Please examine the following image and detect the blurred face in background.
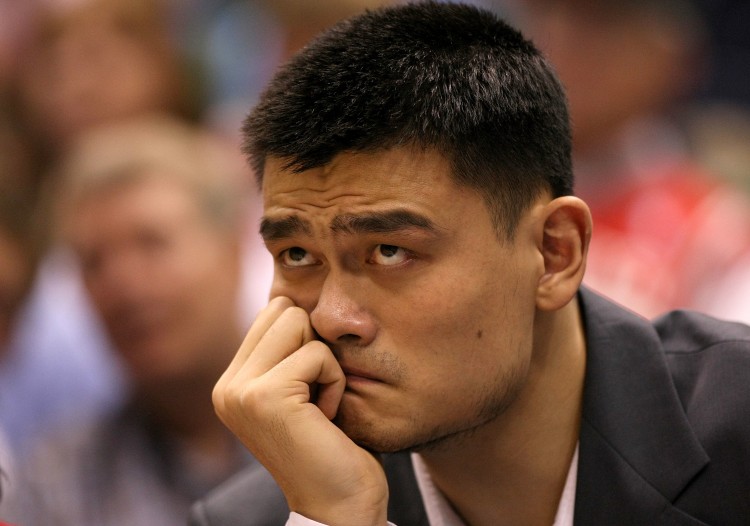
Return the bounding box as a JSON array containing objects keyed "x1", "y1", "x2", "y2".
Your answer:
[
  {"x1": 18, "y1": 0, "x2": 184, "y2": 151},
  {"x1": 66, "y1": 175, "x2": 242, "y2": 390}
]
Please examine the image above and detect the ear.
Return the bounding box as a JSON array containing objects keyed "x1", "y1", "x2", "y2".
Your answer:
[{"x1": 535, "y1": 196, "x2": 592, "y2": 311}]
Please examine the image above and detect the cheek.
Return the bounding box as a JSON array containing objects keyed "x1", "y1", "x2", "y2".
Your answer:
[
  {"x1": 381, "y1": 284, "x2": 482, "y2": 386},
  {"x1": 394, "y1": 265, "x2": 536, "y2": 382}
]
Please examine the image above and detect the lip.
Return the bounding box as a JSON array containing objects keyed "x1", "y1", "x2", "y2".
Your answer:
[{"x1": 340, "y1": 365, "x2": 383, "y2": 384}]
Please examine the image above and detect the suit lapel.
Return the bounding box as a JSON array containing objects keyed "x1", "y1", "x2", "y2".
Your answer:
[{"x1": 574, "y1": 289, "x2": 709, "y2": 525}]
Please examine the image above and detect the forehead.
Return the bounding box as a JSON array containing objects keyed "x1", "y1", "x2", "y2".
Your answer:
[{"x1": 262, "y1": 147, "x2": 463, "y2": 218}]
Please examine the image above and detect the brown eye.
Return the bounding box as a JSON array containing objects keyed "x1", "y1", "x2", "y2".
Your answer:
[
  {"x1": 370, "y1": 244, "x2": 407, "y2": 266},
  {"x1": 280, "y1": 247, "x2": 317, "y2": 267}
]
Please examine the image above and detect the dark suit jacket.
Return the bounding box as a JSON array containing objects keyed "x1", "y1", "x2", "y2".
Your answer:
[{"x1": 190, "y1": 288, "x2": 750, "y2": 525}]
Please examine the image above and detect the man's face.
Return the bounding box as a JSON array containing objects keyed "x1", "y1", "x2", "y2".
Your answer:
[
  {"x1": 262, "y1": 147, "x2": 547, "y2": 452},
  {"x1": 68, "y1": 176, "x2": 240, "y2": 387}
]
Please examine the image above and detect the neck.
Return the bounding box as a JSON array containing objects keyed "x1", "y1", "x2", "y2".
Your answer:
[{"x1": 419, "y1": 299, "x2": 586, "y2": 526}]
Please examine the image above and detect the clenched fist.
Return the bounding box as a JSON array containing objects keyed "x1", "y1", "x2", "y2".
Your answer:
[{"x1": 212, "y1": 296, "x2": 389, "y2": 526}]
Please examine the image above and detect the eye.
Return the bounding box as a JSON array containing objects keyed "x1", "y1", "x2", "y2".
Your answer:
[
  {"x1": 280, "y1": 246, "x2": 318, "y2": 267},
  {"x1": 369, "y1": 244, "x2": 408, "y2": 266}
]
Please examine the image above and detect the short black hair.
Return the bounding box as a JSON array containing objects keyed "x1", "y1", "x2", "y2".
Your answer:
[{"x1": 243, "y1": 1, "x2": 573, "y2": 239}]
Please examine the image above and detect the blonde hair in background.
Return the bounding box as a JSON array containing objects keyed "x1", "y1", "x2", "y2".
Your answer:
[{"x1": 51, "y1": 113, "x2": 252, "y2": 240}]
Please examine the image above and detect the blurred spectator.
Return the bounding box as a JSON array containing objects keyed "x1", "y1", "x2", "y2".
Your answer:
[
  {"x1": 9, "y1": 115, "x2": 262, "y2": 525},
  {"x1": 13, "y1": 0, "x2": 198, "y2": 168},
  {"x1": 2, "y1": 0, "x2": 205, "y2": 463},
  {"x1": 1, "y1": 0, "x2": 283, "y2": 462},
  {"x1": 519, "y1": 0, "x2": 750, "y2": 318},
  {"x1": 0, "y1": 117, "x2": 123, "y2": 458}
]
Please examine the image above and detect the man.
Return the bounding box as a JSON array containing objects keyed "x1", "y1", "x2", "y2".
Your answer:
[
  {"x1": 193, "y1": 3, "x2": 750, "y2": 525},
  {"x1": 11, "y1": 115, "x2": 263, "y2": 526}
]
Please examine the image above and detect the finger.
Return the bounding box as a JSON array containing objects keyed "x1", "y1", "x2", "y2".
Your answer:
[
  {"x1": 266, "y1": 340, "x2": 346, "y2": 420},
  {"x1": 217, "y1": 339, "x2": 344, "y2": 442},
  {"x1": 222, "y1": 296, "x2": 296, "y2": 380},
  {"x1": 215, "y1": 297, "x2": 297, "y2": 413},
  {"x1": 241, "y1": 305, "x2": 317, "y2": 377}
]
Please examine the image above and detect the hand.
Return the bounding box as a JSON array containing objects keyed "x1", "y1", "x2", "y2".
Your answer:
[{"x1": 213, "y1": 296, "x2": 389, "y2": 526}]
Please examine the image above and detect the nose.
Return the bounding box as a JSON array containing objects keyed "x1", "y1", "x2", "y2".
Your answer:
[{"x1": 309, "y1": 271, "x2": 377, "y2": 347}]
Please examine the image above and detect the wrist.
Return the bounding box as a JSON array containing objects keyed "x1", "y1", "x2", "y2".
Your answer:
[
  {"x1": 288, "y1": 490, "x2": 388, "y2": 526},
  {"x1": 288, "y1": 511, "x2": 390, "y2": 526}
]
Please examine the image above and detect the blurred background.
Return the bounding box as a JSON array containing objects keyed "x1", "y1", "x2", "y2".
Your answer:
[{"x1": 1, "y1": 0, "x2": 749, "y2": 523}]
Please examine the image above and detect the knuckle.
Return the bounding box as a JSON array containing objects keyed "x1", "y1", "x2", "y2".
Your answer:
[
  {"x1": 211, "y1": 380, "x2": 227, "y2": 412},
  {"x1": 282, "y1": 305, "x2": 309, "y2": 324},
  {"x1": 268, "y1": 295, "x2": 295, "y2": 311},
  {"x1": 223, "y1": 379, "x2": 274, "y2": 418},
  {"x1": 304, "y1": 339, "x2": 331, "y2": 356}
]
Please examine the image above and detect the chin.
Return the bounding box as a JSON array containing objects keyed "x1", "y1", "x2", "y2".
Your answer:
[
  {"x1": 335, "y1": 399, "x2": 507, "y2": 455},
  {"x1": 333, "y1": 405, "x2": 447, "y2": 454},
  {"x1": 334, "y1": 407, "x2": 410, "y2": 453}
]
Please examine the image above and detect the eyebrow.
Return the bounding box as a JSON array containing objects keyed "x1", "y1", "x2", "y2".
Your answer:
[
  {"x1": 330, "y1": 210, "x2": 436, "y2": 235},
  {"x1": 260, "y1": 209, "x2": 437, "y2": 241},
  {"x1": 259, "y1": 215, "x2": 312, "y2": 241}
]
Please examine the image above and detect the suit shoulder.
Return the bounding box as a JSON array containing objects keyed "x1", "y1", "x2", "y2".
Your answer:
[
  {"x1": 655, "y1": 310, "x2": 750, "y2": 451},
  {"x1": 654, "y1": 310, "x2": 750, "y2": 407},
  {"x1": 654, "y1": 309, "x2": 750, "y2": 355},
  {"x1": 189, "y1": 463, "x2": 289, "y2": 526}
]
